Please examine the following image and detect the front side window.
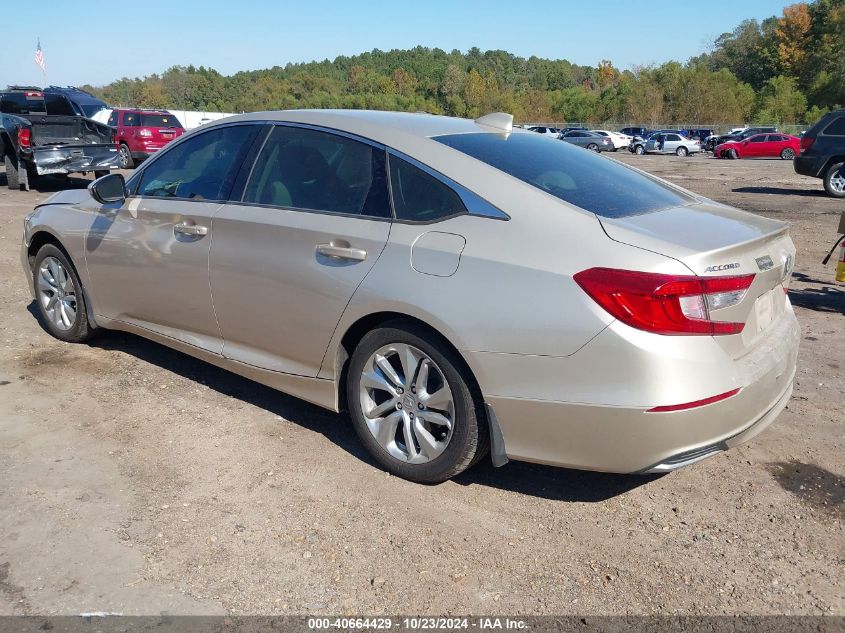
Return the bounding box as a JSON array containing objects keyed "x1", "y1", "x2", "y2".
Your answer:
[
  {"x1": 434, "y1": 132, "x2": 692, "y2": 218},
  {"x1": 137, "y1": 125, "x2": 256, "y2": 201},
  {"x1": 243, "y1": 125, "x2": 390, "y2": 218},
  {"x1": 749, "y1": 135, "x2": 766, "y2": 143},
  {"x1": 389, "y1": 154, "x2": 467, "y2": 222},
  {"x1": 107, "y1": 111, "x2": 118, "y2": 127}
]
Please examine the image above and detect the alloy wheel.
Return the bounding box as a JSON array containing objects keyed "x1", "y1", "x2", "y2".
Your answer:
[
  {"x1": 830, "y1": 169, "x2": 845, "y2": 194},
  {"x1": 37, "y1": 256, "x2": 77, "y2": 331},
  {"x1": 119, "y1": 145, "x2": 132, "y2": 168},
  {"x1": 359, "y1": 343, "x2": 454, "y2": 464}
]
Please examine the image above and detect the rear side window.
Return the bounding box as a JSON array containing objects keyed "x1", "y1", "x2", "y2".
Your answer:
[
  {"x1": 435, "y1": 132, "x2": 691, "y2": 218},
  {"x1": 823, "y1": 116, "x2": 845, "y2": 136},
  {"x1": 140, "y1": 114, "x2": 183, "y2": 128},
  {"x1": 122, "y1": 112, "x2": 138, "y2": 127},
  {"x1": 44, "y1": 94, "x2": 75, "y2": 116},
  {"x1": 389, "y1": 154, "x2": 467, "y2": 222},
  {"x1": 243, "y1": 125, "x2": 390, "y2": 218},
  {"x1": 138, "y1": 124, "x2": 257, "y2": 201}
]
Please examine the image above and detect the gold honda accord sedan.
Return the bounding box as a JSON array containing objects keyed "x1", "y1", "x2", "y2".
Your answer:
[{"x1": 21, "y1": 110, "x2": 799, "y2": 483}]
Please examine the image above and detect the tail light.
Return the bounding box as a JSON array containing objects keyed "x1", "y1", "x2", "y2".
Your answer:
[
  {"x1": 574, "y1": 268, "x2": 756, "y2": 335},
  {"x1": 800, "y1": 136, "x2": 815, "y2": 152},
  {"x1": 139, "y1": 129, "x2": 152, "y2": 137},
  {"x1": 18, "y1": 128, "x2": 31, "y2": 149}
]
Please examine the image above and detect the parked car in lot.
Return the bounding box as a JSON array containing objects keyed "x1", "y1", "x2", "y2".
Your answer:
[
  {"x1": 793, "y1": 109, "x2": 845, "y2": 198},
  {"x1": 619, "y1": 126, "x2": 649, "y2": 139},
  {"x1": 591, "y1": 129, "x2": 631, "y2": 150},
  {"x1": 107, "y1": 108, "x2": 186, "y2": 168},
  {"x1": 0, "y1": 86, "x2": 119, "y2": 190},
  {"x1": 642, "y1": 132, "x2": 700, "y2": 156},
  {"x1": 526, "y1": 126, "x2": 560, "y2": 137},
  {"x1": 560, "y1": 129, "x2": 613, "y2": 151},
  {"x1": 21, "y1": 110, "x2": 799, "y2": 483},
  {"x1": 706, "y1": 127, "x2": 778, "y2": 152},
  {"x1": 683, "y1": 128, "x2": 714, "y2": 143},
  {"x1": 42, "y1": 86, "x2": 109, "y2": 119},
  {"x1": 714, "y1": 133, "x2": 800, "y2": 160}
]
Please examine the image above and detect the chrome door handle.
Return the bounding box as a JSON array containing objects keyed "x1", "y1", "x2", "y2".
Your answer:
[
  {"x1": 316, "y1": 243, "x2": 367, "y2": 261},
  {"x1": 174, "y1": 222, "x2": 208, "y2": 236}
]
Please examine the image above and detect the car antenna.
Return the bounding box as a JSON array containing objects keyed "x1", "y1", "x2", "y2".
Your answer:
[{"x1": 475, "y1": 112, "x2": 513, "y2": 134}]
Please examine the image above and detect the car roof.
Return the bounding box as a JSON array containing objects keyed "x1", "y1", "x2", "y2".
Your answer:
[{"x1": 204, "y1": 109, "x2": 530, "y2": 147}]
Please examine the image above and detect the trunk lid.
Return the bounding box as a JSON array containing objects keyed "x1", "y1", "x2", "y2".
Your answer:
[{"x1": 599, "y1": 202, "x2": 795, "y2": 357}]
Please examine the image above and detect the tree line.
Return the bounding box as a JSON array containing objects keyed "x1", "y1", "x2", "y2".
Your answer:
[{"x1": 82, "y1": 0, "x2": 844, "y2": 126}]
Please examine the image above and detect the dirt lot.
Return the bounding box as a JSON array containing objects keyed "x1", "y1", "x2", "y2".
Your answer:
[{"x1": 0, "y1": 154, "x2": 842, "y2": 617}]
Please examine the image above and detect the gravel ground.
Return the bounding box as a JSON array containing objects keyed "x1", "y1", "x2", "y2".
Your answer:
[{"x1": 0, "y1": 153, "x2": 842, "y2": 617}]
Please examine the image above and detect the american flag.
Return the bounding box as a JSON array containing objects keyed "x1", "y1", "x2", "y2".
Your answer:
[{"x1": 35, "y1": 40, "x2": 46, "y2": 72}]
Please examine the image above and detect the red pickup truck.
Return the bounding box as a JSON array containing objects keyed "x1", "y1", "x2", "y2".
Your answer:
[{"x1": 107, "y1": 108, "x2": 185, "y2": 168}]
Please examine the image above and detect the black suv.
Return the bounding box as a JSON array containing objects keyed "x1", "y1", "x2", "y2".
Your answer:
[
  {"x1": 41, "y1": 86, "x2": 108, "y2": 119},
  {"x1": 793, "y1": 110, "x2": 845, "y2": 198}
]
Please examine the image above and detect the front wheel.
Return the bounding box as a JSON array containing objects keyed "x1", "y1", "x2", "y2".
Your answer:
[
  {"x1": 586, "y1": 143, "x2": 599, "y2": 152},
  {"x1": 780, "y1": 148, "x2": 795, "y2": 160},
  {"x1": 634, "y1": 145, "x2": 645, "y2": 155},
  {"x1": 32, "y1": 244, "x2": 97, "y2": 343},
  {"x1": 347, "y1": 324, "x2": 487, "y2": 483},
  {"x1": 676, "y1": 146, "x2": 688, "y2": 157},
  {"x1": 823, "y1": 162, "x2": 845, "y2": 198},
  {"x1": 728, "y1": 149, "x2": 739, "y2": 159}
]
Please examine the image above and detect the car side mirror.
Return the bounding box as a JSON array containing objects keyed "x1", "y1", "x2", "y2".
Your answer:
[{"x1": 89, "y1": 173, "x2": 127, "y2": 204}]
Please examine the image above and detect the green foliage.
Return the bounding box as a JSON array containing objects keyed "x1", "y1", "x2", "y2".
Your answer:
[{"x1": 86, "y1": 2, "x2": 840, "y2": 125}]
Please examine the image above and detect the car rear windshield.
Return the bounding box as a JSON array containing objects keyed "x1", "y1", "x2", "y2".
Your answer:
[
  {"x1": 433, "y1": 132, "x2": 692, "y2": 217},
  {"x1": 0, "y1": 92, "x2": 46, "y2": 115},
  {"x1": 140, "y1": 114, "x2": 183, "y2": 128}
]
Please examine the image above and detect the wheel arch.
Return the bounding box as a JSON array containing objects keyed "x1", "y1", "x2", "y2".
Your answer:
[
  {"x1": 27, "y1": 230, "x2": 99, "y2": 328},
  {"x1": 334, "y1": 310, "x2": 485, "y2": 412},
  {"x1": 821, "y1": 155, "x2": 845, "y2": 175}
]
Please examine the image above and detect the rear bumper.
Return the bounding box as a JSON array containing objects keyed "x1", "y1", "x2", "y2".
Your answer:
[
  {"x1": 793, "y1": 155, "x2": 822, "y2": 178},
  {"x1": 31, "y1": 145, "x2": 120, "y2": 175},
  {"x1": 471, "y1": 307, "x2": 800, "y2": 474}
]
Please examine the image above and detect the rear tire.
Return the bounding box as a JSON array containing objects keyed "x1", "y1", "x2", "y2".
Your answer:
[
  {"x1": 4, "y1": 154, "x2": 20, "y2": 190},
  {"x1": 676, "y1": 146, "x2": 688, "y2": 156},
  {"x1": 32, "y1": 244, "x2": 97, "y2": 343},
  {"x1": 823, "y1": 162, "x2": 845, "y2": 198},
  {"x1": 118, "y1": 144, "x2": 134, "y2": 169},
  {"x1": 347, "y1": 323, "x2": 487, "y2": 484},
  {"x1": 780, "y1": 148, "x2": 795, "y2": 160}
]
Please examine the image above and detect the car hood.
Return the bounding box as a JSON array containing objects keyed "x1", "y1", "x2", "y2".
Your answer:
[{"x1": 35, "y1": 188, "x2": 92, "y2": 209}]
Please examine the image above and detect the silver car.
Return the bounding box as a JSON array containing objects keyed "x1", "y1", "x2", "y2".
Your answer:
[
  {"x1": 21, "y1": 110, "x2": 799, "y2": 483},
  {"x1": 560, "y1": 130, "x2": 613, "y2": 151},
  {"x1": 643, "y1": 132, "x2": 701, "y2": 156}
]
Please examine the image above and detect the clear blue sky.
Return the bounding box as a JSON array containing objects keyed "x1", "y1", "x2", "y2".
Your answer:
[{"x1": 2, "y1": 0, "x2": 791, "y2": 88}]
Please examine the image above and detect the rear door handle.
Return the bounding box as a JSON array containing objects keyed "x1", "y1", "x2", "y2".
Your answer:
[
  {"x1": 316, "y1": 242, "x2": 367, "y2": 261},
  {"x1": 174, "y1": 222, "x2": 208, "y2": 236}
]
